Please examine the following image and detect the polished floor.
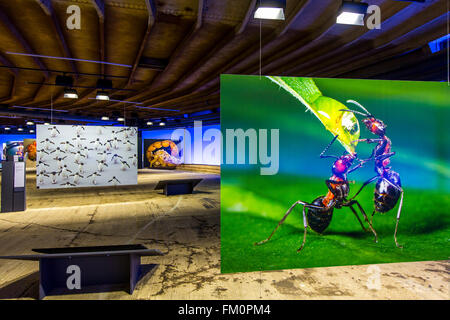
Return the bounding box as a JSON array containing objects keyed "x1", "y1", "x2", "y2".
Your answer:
[{"x1": 0, "y1": 169, "x2": 447, "y2": 299}]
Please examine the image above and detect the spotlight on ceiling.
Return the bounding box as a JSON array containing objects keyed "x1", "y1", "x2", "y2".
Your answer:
[
  {"x1": 147, "y1": 121, "x2": 153, "y2": 126},
  {"x1": 44, "y1": 122, "x2": 50, "y2": 125},
  {"x1": 336, "y1": 1, "x2": 369, "y2": 26},
  {"x1": 30, "y1": 129, "x2": 35, "y2": 133},
  {"x1": 26, "y1": 121, "x2": 34, "y2": 125},
  {"x1": 117, "y1": 117, "x2": 125, "y2": 122},
  {"x1": 5, "y1": 127, "x2": 10, "y2": 131},
  {"x1": 17, "y1": 127, "x2": 23, "y2": 132},
  {"x1": 101, "y1": 116, "x2": 110, "y2": 121},
  {"x1": 96, "y1": 90, "x2": 110, "y2": 101},
  {"x1": 64, "y1": 88, "x2": 78, "y2": 99},
  {"x1": 254, "y1": 0, "x2": 286, "y2": 20}
]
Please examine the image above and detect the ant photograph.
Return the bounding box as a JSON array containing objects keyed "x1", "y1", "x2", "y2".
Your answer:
[{"x1": 220, "y1": 74, "x2": 449, "y2": 273}]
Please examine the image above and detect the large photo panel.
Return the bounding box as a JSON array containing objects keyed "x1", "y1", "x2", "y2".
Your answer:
[
  {"x1": 36, "y1": 124, "x2": 138, "y2": 189},
  {"x1": 220, "y1": 75, "x2": 450, "y2": 273}
]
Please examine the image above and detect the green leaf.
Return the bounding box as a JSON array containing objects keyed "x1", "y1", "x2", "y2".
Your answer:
[{"x1": 267, "y1": 76, "x2": 360, "y2": 153}]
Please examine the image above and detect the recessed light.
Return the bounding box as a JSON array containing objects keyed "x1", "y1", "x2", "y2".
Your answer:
[
  {"x1": 30, "y1": 129, "x2": 35, "y2": 133},
  {"x1": 147, "y1": 121, "x2": 153, "y2": 126},
  {"x1": 336, "y1": 1, "x2": 369, "y2": 26},
  {"x1": 96, "y1": 90, "x2": 110, "y2": 101},
  {"x1": 26, "y1": 121, "x2": 34, "y2": 125},
  {"x1": 254, "y1": 0, "x2": 286, "y2": 20},
  {"x1": 18, "y1": 128, "x2": 23, "y2": 131},
  {"x1": 64, "y1": 88, "x2": 78, "y2": 99},
  {"x1": 44, "y1": 122, "x2": 50, "y2": 125},
  {"x1": 159, "y1": 122, "x2": 165, "y2": 126},
  {"x1": 101, "y1": 116, "x2": 110, "y2": 120},
  {"x1": 117, "y1": 117, "x2": 125, "y2": 122},
  {"x1": 5, "y1": 127, "x2": 10, "y2": 130}
]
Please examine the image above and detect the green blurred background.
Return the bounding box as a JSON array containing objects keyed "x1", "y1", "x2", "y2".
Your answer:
[{"x1": 220, "y1": 74, "x2": 450, "y2": 273}]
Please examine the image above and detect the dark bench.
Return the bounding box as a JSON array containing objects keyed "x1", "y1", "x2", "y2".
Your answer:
[
  {"x1": 0, "y1": 244, "x2": 164, "y2": 299},
  {"x1": 154, "y1": 178, "x2": 203, "y2": 196}
]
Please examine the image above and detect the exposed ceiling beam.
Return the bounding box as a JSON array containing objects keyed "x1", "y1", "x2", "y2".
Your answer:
[
  {"x1": 276, "y1": 0, "x2": 312, "y2": 37},
  {"x1": 170, "y1": 0, "x2": 316, "y2": 95},
  {"x1": 265, "y1": 0, "x2": 411, "y2": 75},
  {"x1": 91, "y1": 0, "x2": 105, "y2": 75},
  {"x1": 35, "y1": 0, "x2": 78, "y2": 75},
  {"x1": 196, "y1": 0, "x2": 206, "y2": 30},
  {"x1": 138, "y1": 0, "x2": 207, "y2": 93},
  {"x1": 236, "y1": 0, "x2": 257, "y2": 35},
  {"x1": 313, "y1": 10, "x2": 448, "y2": 77},
  {"x1": 0, "y1": 9, "x2": 50, "y2": 78},
  {"x1": 126, "y1": 0, "x2": 157, "y2": 87},
  {"x1": 0, "y1": 53, "x2": 18, "y2": 76}
]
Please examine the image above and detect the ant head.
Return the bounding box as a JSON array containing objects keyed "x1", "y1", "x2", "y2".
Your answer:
[
  {"x1": 363, "y1": 117, "x2": 386, "y2": 136},
  {"x1": 332, "y1": 153, "x2": 356, "y2": 176},
  {"x1": 341, "y1": 100, "x2": 386, "y2": 136}
]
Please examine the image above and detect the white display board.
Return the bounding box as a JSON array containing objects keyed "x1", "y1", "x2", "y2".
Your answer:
[{"x1": 36, "y1": 124, "x2": 138, "y2": 189}]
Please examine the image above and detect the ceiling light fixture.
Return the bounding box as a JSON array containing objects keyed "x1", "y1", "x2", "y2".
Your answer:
[
  {"x1": 26, "y1": 121, "x2": 34, "y2": 125},
  {"x1": 147, "y1": 121, "x2": 153, "y2": 126},
  {"x1": 254, "y1": 0, "x2": 286, "y2": 20},
  {"x1": 117, "y1": 117, "x2": 125, "y2": 122},
  {"x1": 18, "y1": 128, "x2": 23, "y2": 131},
  {"x1": 44, "y1": 122, "x2": 50, "y2": 125},
  {"x1": 30, "y1": 129, "x2": 35, "y2": 133},
  {"x1": 96, "y1": 90, "x2": 110, "y2": 101},
  {"x1": 5, "y1": 127, "x2": 10, "y2": 130},
  {"x1": 336, "y1": 1, "x2": 369, "y2": 26},
  {"x1": 101, "y1": 116, "x2": 110, "y2": 121},
  {"x1": 64, "y1": 88, "x2": 78, "y2": 99}
]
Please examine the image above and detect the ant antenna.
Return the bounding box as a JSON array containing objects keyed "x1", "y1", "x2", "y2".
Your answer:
[
  {"x1": 319, "y1": 134, "x2": 339, "y2": 159},
  {"x1": 339, "y1": 109, "x2": 369, "y2": 117},
  {"x1": 346, "y1": 100, "x2": 372, "y2": 116}
]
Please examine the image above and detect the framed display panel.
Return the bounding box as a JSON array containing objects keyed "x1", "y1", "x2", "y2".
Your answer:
[
  {"x1": 36, "y1": 125, "x2": 138, "y2": 189},
  {"x1": 220, "y1": 75, "x2": 450, "y2": 273}
]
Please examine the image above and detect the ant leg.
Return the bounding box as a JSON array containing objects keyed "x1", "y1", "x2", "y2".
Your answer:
[
  {"x1": 346, "y1": 203, "x2": 368, "y2": 232},
  {"x1": 349, "y1": 175, "x2": 379, "y2": 201},
  {"x1": 375, "y1": 152, "x2": 395, "y2": 162},
  {"x1": 352, "y1": 138, "x2": 384, "y2": 144},
  {"x1": 254, "y1": 200, "x2": 319, "y2": 246},
  {"x1": 370, "y1": 210, "x2": 375, "y2": 225},
  {"x1": 297, "y1": 205, "x2": 308, "y2": 253},
  {"x1": 394, "y1": 190, "x2": 404, "y2": 249},
  {"x1": 350, "y1": 200, "x2": 378, "y2": 243}
]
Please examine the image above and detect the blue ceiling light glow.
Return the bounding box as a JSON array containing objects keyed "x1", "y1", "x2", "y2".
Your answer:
[
  {"x1": 428, "y1": 34, "x2": 450, "y2": 54},
  {"x1": 12, "y1": 105, "x2": 70, "y2": 112},
  {"x1": 133, "y1": 106, "x2": 179, "y2": 112},
  {"x1": 6, "y1": 52, "x2": 132, "y2": 68}
]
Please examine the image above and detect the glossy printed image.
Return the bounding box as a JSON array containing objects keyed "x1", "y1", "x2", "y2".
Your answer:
[{"x1": 220, "y1": 75, "x2": 450, "y2": 273}]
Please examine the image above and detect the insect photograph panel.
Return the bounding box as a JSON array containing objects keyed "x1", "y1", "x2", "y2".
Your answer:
[{"x1": 220, "y1": 75, "x2": 450, "y2": 273}]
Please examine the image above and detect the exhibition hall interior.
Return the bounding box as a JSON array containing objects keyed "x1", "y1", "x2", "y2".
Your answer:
[{"x1": 0, "y1": 0, "x2": 448, "y2": 300}]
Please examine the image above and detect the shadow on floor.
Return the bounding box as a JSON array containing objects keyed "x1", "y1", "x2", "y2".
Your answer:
[
  {"x1": 0, "y1": 264, "x2": 159, "y2": 300},
  {"x1": 0, "y1": 271, "x2": 40, "y2": 299}
]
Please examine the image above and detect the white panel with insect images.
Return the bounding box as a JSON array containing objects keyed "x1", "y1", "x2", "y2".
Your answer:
[{"x1": 36, "y1": 124, "x2": 138, "y2": 189}]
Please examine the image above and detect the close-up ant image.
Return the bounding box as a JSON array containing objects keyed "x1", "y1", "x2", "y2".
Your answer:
[{"x1": 221, "y1": 75, "x2": 449, "y2": 274}]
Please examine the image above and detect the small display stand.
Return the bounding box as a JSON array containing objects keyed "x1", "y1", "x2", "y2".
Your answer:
[
  {"x1": 154, "y1": 179, "x2": 203, "y2": 196},
  {"x1": 0, "y1": 244, "x2": 164, "y2": 299},
  {"x1": 1, "y1": 155, "x2": 26, "y2": 213}
]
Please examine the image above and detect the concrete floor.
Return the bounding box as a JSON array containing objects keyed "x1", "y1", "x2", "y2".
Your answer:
[{"x1": 0, "y1": 169, "x2": 448, "y2": 300}]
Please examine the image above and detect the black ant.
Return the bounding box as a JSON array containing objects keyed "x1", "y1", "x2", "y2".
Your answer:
[
  {"x1": 342, "y1": 100, "x2": 404, "y2": 248},
  {"x1": 255, "y1": 135, "x2": 377, "y2": 252}
]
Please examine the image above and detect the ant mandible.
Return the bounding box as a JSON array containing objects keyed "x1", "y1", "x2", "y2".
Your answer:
[
  {"x1": 255, "y1": 134, "x2": 377, "y2": 253},
  {"x1": 342, "y1": 100, "x2": 404, "y2": 248}
]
